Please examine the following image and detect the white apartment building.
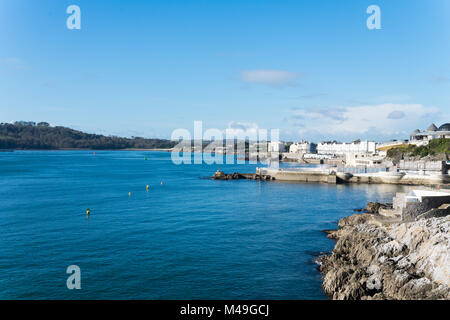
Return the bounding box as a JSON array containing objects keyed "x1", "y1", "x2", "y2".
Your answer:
[
  {"x1": 289, "y1": 141, "x2": 317, "y2": 154},
  {"x1": 345, "y1": 153, "x2": 384, "y2": 167},
  {"x1": 410, "y1": 123, "x2": 450, "y2": 145},
  {"x1": 317, "y1": 140, "x2": 377, "y2": 155}
]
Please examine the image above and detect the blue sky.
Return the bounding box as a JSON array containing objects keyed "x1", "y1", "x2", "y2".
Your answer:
[{"x1": 1, "y1": 0, "x2": 449, "y2": 142}]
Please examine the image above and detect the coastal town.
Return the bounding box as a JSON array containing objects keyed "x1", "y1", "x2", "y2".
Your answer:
[
  {"x1": 277, "y1": 122, "x2": 450, "y2": 172},
  {"x1": 209, "y1": 122, "x2": 450, "y2": 187},
  {"x1": 212, "y1": 123, "x2": 450, "y2": 300}
]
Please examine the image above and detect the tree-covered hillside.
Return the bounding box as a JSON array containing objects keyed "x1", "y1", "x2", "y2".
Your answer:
[{"x1": 0, "y1": 122, "x2": 176, "y2": 150}]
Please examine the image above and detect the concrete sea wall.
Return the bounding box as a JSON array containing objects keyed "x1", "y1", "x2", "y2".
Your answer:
[
  {"x1": 265, "y1": 170, "x2": 336, "y2": 184},
  {"x1": 402, "y1": 195, "x2": 450, "y2": 220},
  {"x1": 260, "y1": 168, "x2": 450, "y2": 186}
]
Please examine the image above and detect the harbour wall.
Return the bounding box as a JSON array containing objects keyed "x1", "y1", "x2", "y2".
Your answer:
[
  {"x1": 257, "y1": 168, "x2": 450, "y2": 186},
  {"x1": 270, "y1": 170, "x2": 336, "y2": 183},
  {"x1": 344, "y1": 173, "x2": 450, "y2": 186}
]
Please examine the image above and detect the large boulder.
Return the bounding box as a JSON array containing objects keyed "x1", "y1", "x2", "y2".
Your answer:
[{"x1": 365, "y1": 202, "x2": 388, "y2": 214}]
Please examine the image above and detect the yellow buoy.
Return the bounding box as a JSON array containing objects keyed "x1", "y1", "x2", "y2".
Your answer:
[
  {"x1": 86, "y1": 208, "x2": 90, "y2": 215},
  {"x1": 146, "y1": 185, "x2": 149, "y2": 191},
  {"x1": 129, "y1": 192, "x2": 131, "y2": 197}
]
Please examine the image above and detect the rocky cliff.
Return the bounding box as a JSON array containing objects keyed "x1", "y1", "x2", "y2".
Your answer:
[{"x1": 318, "y1": 213, "x2": 449, "y2": 300}]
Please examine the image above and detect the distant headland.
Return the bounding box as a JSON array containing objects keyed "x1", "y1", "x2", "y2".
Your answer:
[{"x1": 0, "y1": 121, "x2": 176, "y2": 150}]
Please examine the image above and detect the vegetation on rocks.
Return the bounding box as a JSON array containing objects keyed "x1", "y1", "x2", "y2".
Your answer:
[{"x1": 387, "y1": 138, "x2": 450, "y2": 160}]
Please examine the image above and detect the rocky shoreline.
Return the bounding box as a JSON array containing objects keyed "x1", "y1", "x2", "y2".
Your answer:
[
  {"x1": 318, "y1": 206, "x2": 449, "y2": 300},
  {"x1": 206, "y1": 170, "x2": 273, "y2": 181}
]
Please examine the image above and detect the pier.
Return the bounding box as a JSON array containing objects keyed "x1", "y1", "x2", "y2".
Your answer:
[
  {"x1": 257, "y1": 168, "x2": 337, "y2": 184},
  {"x1": 209, "y1": 168, "x2": 450, "y2": 186},
  {"x1": 261, "y1": 167, "x2": 450, "y2": 186}
]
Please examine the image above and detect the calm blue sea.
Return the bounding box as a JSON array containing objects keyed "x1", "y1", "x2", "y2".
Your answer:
[{"x1": 0, "y1": 151, "x2": 407, "y2": 299}]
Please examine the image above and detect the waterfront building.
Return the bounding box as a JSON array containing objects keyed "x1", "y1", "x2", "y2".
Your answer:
[
  {"x1": 268, "y1": 141, "x2": 286, "y2": 153},
  {"x1": 289, "y1": 140, "x2": 317, "y2": 154},
  {"x1": 398, "y1": 160, "x2": 448, "y2": 174},
  {"x1": 410, "y1": 123, "x2": 450, "y2": 145},
  {"x1": 249, "y1": 141, "x2": 268, "y2": 152},
  {"x1": 303, "y1": 153, "x2": 334, "y2": 160},
  {"x1": 317, "y1": 140, "x2": 377, "y2": 156},
  {"x1": 376, "y1": 140, "x2": 409, "y2": 156},
  {"x1": 345, "y1": 153, "x2": 384, "y2": 167},
  {"x1": 212, "y1": 146, "x2": 232, "y2": 154}
]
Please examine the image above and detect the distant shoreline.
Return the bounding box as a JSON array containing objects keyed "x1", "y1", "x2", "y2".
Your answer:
[
  {"x1": 0, "y1": 123, "x2": 176, "y2": 150},
  {"x1": 2, "y1": 148, "x2": 173, "y2": 152}
]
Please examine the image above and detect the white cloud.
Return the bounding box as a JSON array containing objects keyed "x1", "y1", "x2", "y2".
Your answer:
[
  {"x1": 291, "y1": 103, "x2": 443, "y2": 141},
  {"x1": 4, "y1": 57, "x2": 25, "y2": 70},
  {"x1": 224, "y1": 121, "x2": 260, "y2": 139},
  {"x1": 241, "y1": 70, "x2": 301, "y2": 87}
]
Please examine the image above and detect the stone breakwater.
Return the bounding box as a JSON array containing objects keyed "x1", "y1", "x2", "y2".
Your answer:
[{"x1": 318, "y1": 213, "x2": 449, "y2": 300}]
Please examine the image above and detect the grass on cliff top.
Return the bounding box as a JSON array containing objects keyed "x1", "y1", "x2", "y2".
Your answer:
[{"x1": 387, "y1": 138, "x2": 450, "y2": 159}]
